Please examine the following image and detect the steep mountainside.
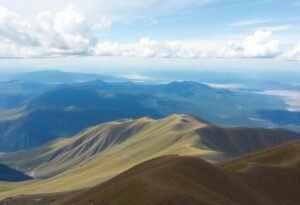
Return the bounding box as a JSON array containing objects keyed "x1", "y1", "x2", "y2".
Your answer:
[{"x1": 0, "y1": 114, "x2": 299, "y2": 200}]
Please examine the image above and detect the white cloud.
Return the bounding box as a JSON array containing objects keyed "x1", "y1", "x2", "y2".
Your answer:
[
  {"x1": 120, "y1": 74, "x2": 156, "y2": 82},
  {"x1": 253, "y1": 25, "x2": 294, "y2": 32},
  {"x1": 93, "y1": 18, "x2": 112, "y2": 31},
  {"x1": 221, "y1": 31, "x2": 280, "y2": 58},
  {"x1": 0, "y1": 5, "x2": 100, "y2": 57},
  {"x1": 93, "y1": 38, "x2": 206, "y2": 59},
  {"x1": 282, "y1": 43, "x2": 300, "y2": 61},
  {"x1": 0, "y1": 6, "x2": 293, "y2": 62},
  {"x1": 0, "y1": 6, "x2": 39, "y2": 47},
  {"x1": 232, "y1": 18, "x2": 270, "y2": 26}
]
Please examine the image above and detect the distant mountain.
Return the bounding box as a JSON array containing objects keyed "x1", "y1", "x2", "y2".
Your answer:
[
  {"x1": 0, "y1": 80, "x2": 288, "y2": 152},
  {"x1": 258, "y1": 110, "x2": 300, "y2": 126},
  {"x1": 58, "y1": 141, "x2": 300, "y2": 205},
  {"x1": 0, "y1": 164, "x2": 32, "y2": 182},
  {"x1": 0, "y1": 81, "x2": 60, "y2": 109},
  {"x1": 0, "y1": 88, "x2": 162, "y2": 152},
  {"x1": 6, "y1": 70, "x2": 121, "y2": 84},
  {"x1": 1, "y1": 114, "x2": 299, "y2": 182}
]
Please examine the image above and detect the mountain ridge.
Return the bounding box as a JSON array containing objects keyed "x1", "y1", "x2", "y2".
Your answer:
[
  {"x1": 0, "y1": 114, "x2": 299, "y2": 200},
  {"x1": 59, "y1": 141, "x2": 300, "y2": 205}
]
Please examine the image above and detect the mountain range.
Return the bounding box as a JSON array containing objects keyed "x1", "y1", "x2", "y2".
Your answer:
[
  {"x1": 0, "y1": 72, "x2": 289, "y2": 152},
  {"x1": 0, "y1": 114, "x2": 299, "y2": 200}
]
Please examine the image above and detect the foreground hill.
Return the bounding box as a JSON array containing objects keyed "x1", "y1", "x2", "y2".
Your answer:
[
  {"x1": 0, "y1": 114, "x2": 299, "y2": 200},
  {"x1": 57, "y1": 141, "x2": 300, "y2": 205},
  {"x1": 220, "y1": 140, "x2": 300, "y2": 171},
  {"x1": 0, "y1": 164, "x2": 32, "y2": 182}
]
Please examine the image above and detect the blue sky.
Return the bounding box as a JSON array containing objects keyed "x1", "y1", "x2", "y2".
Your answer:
[{"x1": 0, "y1": 0, "x2": 300, "y2": 72}]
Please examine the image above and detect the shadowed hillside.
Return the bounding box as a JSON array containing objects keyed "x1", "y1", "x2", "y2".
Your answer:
[
  {"x1": 1, "y1": 141, "x2": 299, "y2": 205},
  {"x1": 219, "y1": 140, "x2": 300, "y2": 171},
  {"x1": 0, "y1": 164, "x2": 32, "y2": 182},
  {"x1": 59, "y1": 142, "x2": 300, "y2": 205}
]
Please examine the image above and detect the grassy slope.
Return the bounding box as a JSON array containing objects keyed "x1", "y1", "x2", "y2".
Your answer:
[
  {"x1": 1, "y1": 142, "x2": 300, "y2": 205},
  {"x1": 59, "y1": 141, "x2": 300, "y2": 205},
  {"x1": 0, "y1": 114, "x2": 220, "y2": 199},
  {"x1": 58, "y1": 141, "x2": 300, "y2": 205},
  {"x1": 0, "y1": 115, "x2": 299, "y2": 200},
  {"x1": 0, "y1": 114, "x2": 219, "y2": 178},
  {"x1": 220, "y1": 140, "x2": 300, "y2": 171}
]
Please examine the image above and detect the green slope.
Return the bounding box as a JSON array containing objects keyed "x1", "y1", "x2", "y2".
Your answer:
[{"x1": 0, "y1": 114, "x2": 299, "y2": 200}]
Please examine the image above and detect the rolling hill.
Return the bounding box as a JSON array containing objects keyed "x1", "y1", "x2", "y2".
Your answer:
[{"x1": 0, "y1": 114, "x2": 299, "y2": 200}]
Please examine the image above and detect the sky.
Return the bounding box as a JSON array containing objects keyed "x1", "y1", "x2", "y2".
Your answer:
[{"x1": 0, "y1": 0, "x2": 300, "y2": 72}]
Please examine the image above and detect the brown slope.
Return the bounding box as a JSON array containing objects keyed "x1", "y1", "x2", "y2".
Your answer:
[
  {"x1": 58, "y1": 145, "x2": 300, "y2": 205},
  {"x1": 58, "y1": 155, "x2": 268, "y2": 205},
  {"x1": 197, "y1": 126, "x2": 300, "y2": 158},
  {"x1": 220, "y1": 140, "x2": 300, "y2": 170},
  {"x1": 2, "y1": 141, "x2": 300, "y2": 205}
]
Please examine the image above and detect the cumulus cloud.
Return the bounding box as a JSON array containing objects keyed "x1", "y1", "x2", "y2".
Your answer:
[
  {"x1": 92, "y1": 18, "x2": 112, "y2": 31},
  {"x1": 221, "y1": 31, "x2": 280, "y2": 58},
  {"x1": 93, "y1": 38, "x2": 206, "y2": 59},
  {"x1": 282, "y1": 43, "x2": 300, "y2": 61},
  {"x1": 0, "y1": 6, "x2": 294, "y2": 61},
  {"x1": 232, "y1": 18, "x2": 270, "y2": 26},
  {"x1": 0, "y1": 5, "x2": 99, "y2": 57}
]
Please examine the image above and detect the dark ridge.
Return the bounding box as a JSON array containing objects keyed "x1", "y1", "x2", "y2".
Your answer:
[{"x1": 59, "y1": 142, "x2": 300, "y2": 205}]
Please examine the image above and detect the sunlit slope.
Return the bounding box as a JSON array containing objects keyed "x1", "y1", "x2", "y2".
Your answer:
[
  {"x1": 0, "y1": 114, "x2": 299, "y2": 200},
  {"x1": 0, "y1": 117, "x2": 155, "y2": 178}
]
